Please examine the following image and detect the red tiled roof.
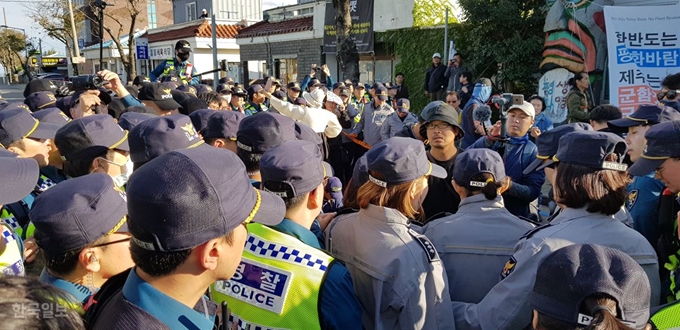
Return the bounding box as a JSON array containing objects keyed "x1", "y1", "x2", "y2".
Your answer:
[
  {"x1": 145, "y1": 20, "x2": 242, "y2": 43},
  {"x1": 236, "y1": 16, "x2": 313, "y2": 39}
]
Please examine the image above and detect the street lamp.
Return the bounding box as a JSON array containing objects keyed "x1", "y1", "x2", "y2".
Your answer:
[{"x1": 0, "y1": 25, "x2": 29, "y2": 81}]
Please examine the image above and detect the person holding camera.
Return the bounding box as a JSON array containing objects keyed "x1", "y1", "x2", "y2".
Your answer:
[
  {"x1": 445, "y1": 53, "x2": 469, "y2": 93},
  {"x1": 149, "y1": 40, "x2": 199, "y2": 86},
  {"x1": 469, "y1": 100, "x2": 545, "y2": 219}
]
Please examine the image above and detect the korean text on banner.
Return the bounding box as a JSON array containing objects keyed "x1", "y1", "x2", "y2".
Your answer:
[{"x1": 603, "y1": 5, "x2": 680, "y2": 115}]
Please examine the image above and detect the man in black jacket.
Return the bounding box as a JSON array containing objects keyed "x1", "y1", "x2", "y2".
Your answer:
[{"x1": 424, "y1": 53, "x2": 447, "y2": 102}]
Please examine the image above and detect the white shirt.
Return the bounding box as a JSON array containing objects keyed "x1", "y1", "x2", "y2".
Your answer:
[{"x1": 269, "y1": 96, "x2": 342, "y2": 138}]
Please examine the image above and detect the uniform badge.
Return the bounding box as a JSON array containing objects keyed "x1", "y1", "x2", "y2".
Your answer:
[
  {"x1": 501, "y1": 256, "x2": 517, "y2": 279},
  {"x1": 409, "y1": 229, "x2": 439, "y2": 263},
  {"x1": 180, "y1": 123, "x2": 198, "y2": 141},
  {"x1": 627, "y1": 190, "x2": 639, "y2": 209}
]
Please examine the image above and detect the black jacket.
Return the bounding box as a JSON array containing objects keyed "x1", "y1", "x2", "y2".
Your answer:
[{"x1": 424, "y1": 64, "x2": 448, "y2": 93}]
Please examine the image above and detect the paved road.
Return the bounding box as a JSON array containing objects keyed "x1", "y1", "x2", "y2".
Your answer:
[{"x1": 0, "y1": 84, "x2": 27, "y2": 102}]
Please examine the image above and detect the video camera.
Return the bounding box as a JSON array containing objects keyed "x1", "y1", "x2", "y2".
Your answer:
[
  {"x1": 71, "y1": 74, "x2": 105, "y2": 91},
  {"x1": 491, "y1": 93, "x2": 525, "y2": 140}
]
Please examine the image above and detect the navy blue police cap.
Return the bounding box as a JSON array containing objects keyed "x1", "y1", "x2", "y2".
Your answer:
[
  {"x1": 133, "y1": 74, "x2": 151, "y2": 86},
  {"x1": 0, "y1": 108, "x2": 60, "y2": 148},
  {"x1": 126, "y1": 147, "x2": 285, "y2": 252},
  {"x1": 30, "y1": 173, "x2": 128, "y2": 257},
  {"x1": 294, "y1": 121, "x2": 331, "y2": 177},
  {"x1": 236, "y1": 112, "x2": 296, "y2": 155},
  {"x1": 117, "y1": 111, "x2": 154, "y2": 132},
  {"x1": 287, "y1": 82, "x2": 301, "y2": 91},
  {"x1": 129, "y1": 114, "x2": 205, "y2": 163},
  {"x1": 629, "y1": 120, "x2": 680, "y2": 176},
  {"x1": 539, "y1": 131, "x2": 628, "y2": 172},
  {"x1": 332, "y1": 82, "x2": 345, "y2": 90},
  {"x1": 273, "y1": 90, "x2": 287, "y2": 101},
  {"x1": 338, "y1": 87, "x2": 350, "y2": 97},
  {"x1": 138, "y1": 82, "x2": 182, "y2": 111},
  {"x1": 532, "y1": 244, "x2": 650, "y2": 329},
  {"x1": 0, "y1": 102, "x2": 31, "y2": 113},
  {"x1": 216, "y1": 83, "x2": 232, "y2": 94},
  {"x1": 232, "y1": 86, "x2": 247, "y2": 97},
  {"x1": 260, "y1": 140, "x2": 328, "y2": 199},
  {"x1": 247, "y1": 84, "x2": 264, "y2": 96},
  {"x1": 453, "y1": 149, "x2": 506, "y2": 189},
  {"x1": 375, "y1": 86, "x2": 389, "y2": 101},
  {"x1": 31, "y1": 107, "x2": 71, "y2": 127},
  {"x1": 25, "y1": 91, "x2": 57, "y2": 111},
  {"x1": 523, "y1": 123, "x2": 594, "y2": 175},
  {"x1": 351, "y1": 154, "x2": 369, "y2": 189},
  {"x1": 366, "y1": 137, "x2": 447, "y2": 187},
  {"x1": 202, "y1": 110, "x2": 245, "y2": 140},
  {"x1": 396, "y1": 99, "x2": 410, "y2": 113},
  {"x1": 607, "y1": 104, "x2": 680, "y2": 133},
  {"x1": 55, "y1": 114, "x2": 130, "y2": 161},
  {"x1": 188, "y1": 109, "x2": 215, "y2": 133},
  {"x1": 0, "y1": 151, "x2": 39, "y2": 205},
  {"x1": 23, "y1": 79, "x2": 58, "y2": 98}
]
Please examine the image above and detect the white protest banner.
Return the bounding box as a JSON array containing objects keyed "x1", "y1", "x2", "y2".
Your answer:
[{"x1": 603, "y1": 5, "x2": 680, "y2": 115}]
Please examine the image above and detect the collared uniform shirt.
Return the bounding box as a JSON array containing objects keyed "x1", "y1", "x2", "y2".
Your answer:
[
  {"x1": 451, "y1": 207, "x2": 661, "y2": 330},
  {"x1": 90, "y1": 269, "x2": 218, "y2": 330},
  {"x1": 325, "y1": 204, "x2": 455, "y2": 330},
  {"x1": 423, "y1": 195, "x2": 534, "y2": 303},
  {"x1": 39, "y1": 268, "x2": 95, "y2": 305}
]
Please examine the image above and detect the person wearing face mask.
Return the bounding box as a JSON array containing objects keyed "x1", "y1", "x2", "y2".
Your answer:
[
  {"x1": 30, "y1": 173, "x2": 134, "y2": 308},
  {"x1": 470, "y1": 101, "x2": 545, "y2": 219},
  {"x1": 460, "y1": 78, "x2": 493, "y2": 149},
  {"x1": 230, "y1": 85, "x2": 247, "y2": 113},
  {"x1": 149, "y1": 40, "x2": 199, "y2": 86},
  {"x1": 325, "y1": 137, "x2": 455, "y2": 329},
  {"x1": 54, "y1": 114, "x2": 131, "y2": 188},
  {"x1": 216, "y1": 83, "x2": 232, "y2": 105}
]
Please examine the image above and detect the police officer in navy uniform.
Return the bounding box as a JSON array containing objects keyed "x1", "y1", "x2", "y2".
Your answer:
[
  {"x1": 0, "y1": 149, "x2": 39, "y2": 276},
  {"x1": 423, "y1": 148, "x2": 534, "y2": 303},
  {"x1": 212, "y1": 140, "x2": 361, "y2": 330},
  {"x1": 149, "y1": 40, "x2": 199, "y2": 86},
  {"x1": 30, "y1": 173, "x2": 133, "y2": 307},
  {"x1": 450, "y1": 130, "x2": 661, "y2": 330},
  {"x1": 86, "y1": 147, "x2": 286, "y2": 329},
  {"x1": 325, "y1": 137, "x2": 455, "y2": 329}
]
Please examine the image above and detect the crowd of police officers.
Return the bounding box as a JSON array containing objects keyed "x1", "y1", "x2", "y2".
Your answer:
[{"x1": 0, "y1": 39, "x2": 679, "y2": 330}]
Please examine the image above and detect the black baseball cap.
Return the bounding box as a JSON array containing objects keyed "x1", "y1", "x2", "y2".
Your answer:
[
  {"x1": 23, "y1": 79, "x2": 58, "y2": 98},
  {"x1": 188, "y1": 109, "x2": 214, "y2": 133},
  {"x1": 216, "y1": 83, "x2": 232, "y2": 94},
  {"x1": 247, "y1": 84, "x2": 264, "y2": 96},
  {"x1": 126, "y1": 147, "x2": 286, "y2": 252},
  {"x1": 453, "y1": 149, "x2": 506, "y2": 188},
  {"x1": 261, "y1": 140, "x2": 328, "y2": 199},
  {"x1": 338, "y1": 87, "x2": 350, "y2": 97},
  {"x1": 326, "y1": 177, "x2": 343, "y2": 201},
  {"x1": 396, "y1": 99, "x2": 410, "y2": 112},
  {"x1": 540, "y1": 131, "x2": 628, "y2": 172},
  {"x1": 25, "y1": 91, "x2": 57, "y2": 111},
  {"x1": 129, "y1": 114, "x2": 205, "y2": 163},
  {"x1": 219, "y1": 77, "x2": 235, "y2": 85},
  {"x1": 194, "y1": 84, "x2": 214, "y2": 95},
  {"x1": 287, "y1": 82, "x2": 301, "y2": 92},
  {"x1": 607, "y1": 104, "x2": 680, "y2": 133},
  {"x1": 419, "y1": 101, "x2": 464, "y2": 139},
  {"x1": 55, "y1": 114, "x2": 130, "y2": 161},
  {"x1": 237, "y1": 112, "x2": 297, "y2": 154},
  {"x1": 161, "y1": 80, "x2": 179, "y2": 89},
  {"x1": 351, "y1": 154, "x2": 369, "y2": 189},
  {"x1": 177, "y1": 84, "x2": 197, "y2": 96},
  {"x1": 133, "y1": 74, "x2": 151, "y2": 86},
  {"x1": 203, "y1": 110, "x2": 245, "y2": 140},
  {"x1": 117, "y1": 112, "x2": 154, "y2": 132},
  {"x1": 629, "y1": 120, "x2": 680, "y2": 176},
  {"x1": 531, "y1": 244, "x2": 650, "y2": 329},
  {"x1": 175, "y1": 40, "x2": 192, "y2": 54},
  {"x1": 0, "y1": 152, "x2": 39, "y2": 205},
  {"x1": 0, "y1": 102, "x2": 31, "y2": 113},
  {"x1": 366, "y1": 137, "x2": 447, "y2": 187},
  {"x1": 31, "y1": 173, "x2": 128, "y2": 257},
  {"x1": 523, "y1": 123, "x2": 594, "y2": 175},
  {"x1": 138, "y1": 83, "x2": 182, "y2": 111},
  {"x1": 232, "y1": 86, "x2": 247, "y2": 97},
  {"x1": 31, "y1": 107, "x2": 71, "y2": 127},
  {"x1": 354, "y1": 82, "x2": 366, "y2": 89},
  {"x1": 0, "y1": 108, "x2": 60, "y2": 148},
  {"x1": 332, "y1": 82, "x2": 345, "y2": 90}
]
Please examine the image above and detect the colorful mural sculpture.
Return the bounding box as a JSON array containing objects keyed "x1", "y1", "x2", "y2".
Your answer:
[{"x1": 538, "y1": 0, "x2": 612, "y2": 124}]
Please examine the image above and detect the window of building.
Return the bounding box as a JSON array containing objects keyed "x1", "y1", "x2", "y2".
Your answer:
[
  {"x1": 186, "y1": 2, "x2": 197, "y2": 21},
  {"x1": 147, "y1": 0, "x2": 157, "y2": 29},
  {"x1": 297, "y1": 8, "x2": 313, "y2": 15}
]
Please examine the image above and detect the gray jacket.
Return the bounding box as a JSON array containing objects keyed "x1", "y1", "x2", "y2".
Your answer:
[
  {"x1": 352, "y1": 101, "x2": 394, "y2": 147},
  {"x1": 325, "y1": 205, "x2": 456, "y2": 330},
  {"x1": 451, "y1": 207, "x2": 661, "y2": 330},
  {"x1": 444, "y1": 65, "x2": 470, "y2": 92},
  {"x1": 380, "y1": 112, "x2": 418, "y2": 140},
  {"x1": 423, "y1": 195, "x2": 534, "y2": 304}
]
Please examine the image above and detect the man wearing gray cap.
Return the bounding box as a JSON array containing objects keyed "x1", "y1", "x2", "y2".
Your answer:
[{"x1": 425, "y1": 52, "x2": 447, "y2": 101}]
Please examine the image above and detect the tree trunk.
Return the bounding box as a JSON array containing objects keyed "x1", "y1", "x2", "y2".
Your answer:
[{"x1": 333, "y1": 0, "x2": 359, "y2": 81}]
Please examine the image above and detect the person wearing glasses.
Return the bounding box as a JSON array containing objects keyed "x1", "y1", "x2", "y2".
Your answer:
[
  {"x1": 445, "y1": 91, "x2": 462, "y2": 122},
  {"x1": 419, "y1": 101, "x2": 464, "y2": 221},
  {"x1": 30, "y1": 173, "x2": 133, "y2": 307},
  {"x1": 659, "y1": 72, "x2": 680, "y2": 112},
  {"x1": 87, "y1": 147, "x2": 286, "y2": 329},
  {"x1": 213, "y1": 140, "x2": 361, "y2": 330}
]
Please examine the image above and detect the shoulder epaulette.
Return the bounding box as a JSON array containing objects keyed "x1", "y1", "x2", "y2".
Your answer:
[{"x1": 408, "y1": 228, "x2": 439, "y2": 263}]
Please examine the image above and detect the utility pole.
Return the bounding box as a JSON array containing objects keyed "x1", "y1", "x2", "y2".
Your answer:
[
  {"x1": 67, "y1": 0, "x2": 82, "y2": 75},
  {"x1": 38, "y1": 39, "x2": 43, "y2": 74},
  {"x1": 444, "y1": 7, "x2": 449, "y2": 62},
  {"x1": 211, "y1": 14, "x2": 218, "y2": 89}
]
